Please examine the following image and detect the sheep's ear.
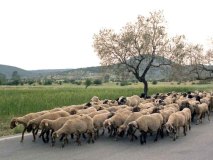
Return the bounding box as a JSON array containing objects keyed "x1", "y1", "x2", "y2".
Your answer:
[
  {"x1": 45, "y1": 122, "x2": 48, "y2": 127},
  {"x1": 15, "y1": 120, "x2": 19, "y2": 126},
  {"x1": 108, "y1": 121, "x2": 111, "y2": 126}
]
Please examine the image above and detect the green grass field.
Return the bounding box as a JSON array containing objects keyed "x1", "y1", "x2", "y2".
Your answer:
[{"x1": 0, "y1": 82, "x2": 213, "y2": 137}]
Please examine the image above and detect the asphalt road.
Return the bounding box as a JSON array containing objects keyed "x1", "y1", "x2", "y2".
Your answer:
[{"x1": 1, "y1": 119, "x2": 213, "y2": 160}]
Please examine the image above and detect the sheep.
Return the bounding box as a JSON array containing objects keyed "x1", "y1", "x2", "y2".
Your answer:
[
  {"x1": 62, "y1": 105, "x2": 86, "y2": 114},
  {"x1": 138, "y1": 102, "x2": 155, "y2": 110},
  {"x1": 127, "y1": 113, "x2": 163, "y2": 144},
  {"x1": 76, "y1": 107, "x2": 97, "y2": 115},
  {"x1": 93, "y1": 112, "x2": 114, "y2": 138},
  {"x1": 117, "y1": 95, "x2": 141, "y2": 107},
  {"x1": 26, "y1": 111, "x2": 70, "y2": 142},
  {"x1": 88, "y1": 110, "x2": 109, "y2": 118},
  {"x1": 194, "y1": 103, "x2": 210, "y2": 124},
  {"x1": 103, "y1": 111, "x2": 130, "y2": 140},
  {"x1": 165, "y1": 112, "x2": 187, "y2": 141},
  {"x1": 10, "y1": 110, "x2": 48, "y2": 142},
  {"x1": 39, "y1": 115, "x2": 81, "y2": 144},
  {"x1": 52, "y1": 115, "x2": 95, "y2": 147},
  {"x1": 117, "y1": 112, "x2": 145, "y2": 141},
  {"x1": 180, "y1": 108, "x2": 191, "y2": 131}
]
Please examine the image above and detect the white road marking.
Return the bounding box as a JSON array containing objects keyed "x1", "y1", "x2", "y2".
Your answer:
[{"x1": 0, "y1": 133, "x2": 31, "y2": 142}]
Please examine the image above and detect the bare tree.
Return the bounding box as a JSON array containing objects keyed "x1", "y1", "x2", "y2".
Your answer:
[{"x1": 93, "y1": 11, "x2": 185, "y2": 96}]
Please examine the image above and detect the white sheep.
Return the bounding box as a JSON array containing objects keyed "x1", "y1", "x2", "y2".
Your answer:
[
  {"x1": 10, "y1": 110, "x2": 48, "y2": 142},
  {"x1": 52, "y1": 115, "x2": 95, "y2": 147},
  {"x1": 26, "y1": 111, "x2": 70, "y2": 142},
  {"x1": 165, "y1": 112, "x2": 187, "y2": 141},
  {"x1": 117, "y1": 95, "x2": 141, "y2": 107},
  {"x1": 127, "y1": 113, "x2": 163, "y2": 144}
]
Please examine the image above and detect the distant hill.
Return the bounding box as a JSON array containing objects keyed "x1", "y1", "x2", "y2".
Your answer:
[
  {"x1": 0, "y1": 62, "x2": 170, "y2": 81},
  {"x1": 0, "y1": 64, "x2": 71, "y2": 79}
]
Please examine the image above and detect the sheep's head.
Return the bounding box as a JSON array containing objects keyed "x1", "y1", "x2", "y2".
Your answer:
[
  {"x1": 132, "y1": 106, "x2": 140, "y2": 112},
  {"x1": 26, "y1": 121, "x2": 37, "y2": 132},
  {"x1": 70, "y1": 109, "x2": 77, "y2": 115},
  {"x1": 118, "y1": 96, "x2": 127, "y2": 105},
  {"x1": 127, "y1": 121, "x2": 138, "y2": 135},
  {"x1": 103, "y1": 99, "x2": 109, "y2": 104},
  {"x1": 10, "y1": 118, "x2": 18, "y2": 129},
  {"x1": 52, "y1": 132, "x2": 59, "y2": 140},
  {"x1": 117, "y1": 125, "x2": 126, "y2": 137},
  {"x1": 165, "y1": 123, "x2": 174, "y2": 133},
  {"x1": 39, "y1": 120, "x2": 49, "y2": 129},
  {"x1": 103, "y1": 119, "x2": 111, "y2": 128}
]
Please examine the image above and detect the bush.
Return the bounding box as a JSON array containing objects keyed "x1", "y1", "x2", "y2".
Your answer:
[
  {"x1": 152, "y1": 80, "x2": 158, "y2": 85},
  {"x1": 93, "y1": 79, "x2": 102, "y2": 85},
  {"x1": 43, "y1": 79, "x2": 52, "y2": 85},
  {"x1": 197, "y1": 80, "x2": 211, "y2": 84},
  {"x1": 84, "y1": 79, "x2": 92, "y2": 88},
  {"x1": 120, "y1": 81, "x2": 130, "y2": 86}
]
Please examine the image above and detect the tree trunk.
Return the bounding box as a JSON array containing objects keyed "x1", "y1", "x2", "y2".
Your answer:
[{"x1": 140, "y1": 78, "x2": 148, "y2": 97}]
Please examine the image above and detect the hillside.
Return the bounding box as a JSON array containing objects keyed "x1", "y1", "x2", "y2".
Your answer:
[
  {"x1": 0, "y1": 64, "x2": 71, "y2": 79},
  {"x1": 0, "y1": 63, "x2": 169, "y2": 81}
]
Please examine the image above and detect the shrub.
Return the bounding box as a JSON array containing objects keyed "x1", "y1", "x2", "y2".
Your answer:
[
  {"x1": 93, "y1": 79, "x2": 102, "y2": 85},
  {"x1": 152, "y1": 80, "x2": 158, "y2": 85}
]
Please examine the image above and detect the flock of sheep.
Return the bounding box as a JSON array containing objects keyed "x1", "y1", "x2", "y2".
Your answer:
[{"x1": 10, "y1": 91, "x2": 213, "y2": 147}]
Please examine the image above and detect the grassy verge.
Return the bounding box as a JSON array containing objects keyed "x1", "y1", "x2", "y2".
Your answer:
[{"x1": 0, "y1": 82, "x2": 212, "y2": 137}]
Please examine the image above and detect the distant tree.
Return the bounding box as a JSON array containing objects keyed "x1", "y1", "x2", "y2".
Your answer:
[
  {"x1": 84, "y1": 79, "x2": 92, "y2": 88},
  {"x1": 93, "y1": 10, "x2": 186, "y2": 96},
  {"x1": 43, "y1": 79, "x2": 52, "y2": 85},
  {"x1": 0, "y1": 73, "x2": 6, "y2": 85},
  {"x1": 184, "y1": 43, "x2": 213, "y2": 80},
  {"x1": 93, "y1": 79, "x2": 102, "y2": 85},
  {"x1": 11, "y1": 71, "x2": 20, "y2": 85},
  {"x1": 104, "y1": 74, "x2": 110, "y2": 83}
]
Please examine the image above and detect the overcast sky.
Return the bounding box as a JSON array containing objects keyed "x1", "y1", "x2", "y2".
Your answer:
[{"x1": 0, "y1": 0, "x2": 213, "y2": 70}]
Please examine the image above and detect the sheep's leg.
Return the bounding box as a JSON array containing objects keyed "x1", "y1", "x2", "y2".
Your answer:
[
  {"x1": 91, "y1": 131, "x2": 95, "y2": 143},
  {"x1": 140, "y1": 132, "x2": 144, "y2": 144},
  {"x1": 207, "y1": 111, "x2": 210, "y2": 122},
  {"x1": 183, "y1": 126, "x2": 186, "y2": 136},
  {"x1": 62, "y1": 135, "x2": 68, "y2": 148},
  {"x1": 20, "y1": 127, "x2": 27, "y2": 143},
  {"x1": 189, "y1": 119, "x2": 191, "y2": 130},
  {"x1": 173, "y1": 128, "x2": 177, "y2": 141},
  {"x1": 160, "y1": 127, "x2": 164, "y2": 138},
  {"x1": 32, "y1": 129, "x2": 36, "y2": 142},
  {"x1": 154, "y1": 129, "x2": 160, "y2": 142},
  {"x1": 196, "y1": 113, "x2": 202, "y2": 125},
  {"x1": 87, "y1": 132, "x2": 91, "y2": 143},
  {"x1": 70, "y1": 133, "x2": 74, "y2": 139},
  {"x1": 143, "y1": 132, "x2": 147, "y2": 144},
  {"x1": 76, "y1": 133, "x2": 81, "y2": 146},
  {"x1": 101, "y1": 128, "x2": 105, "y2": 136},
  {"x1": 45, "y1": 129, "x2": 50, "y2": 143}
]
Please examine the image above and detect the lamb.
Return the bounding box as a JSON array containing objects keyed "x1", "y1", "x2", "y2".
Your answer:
[
  {"x1": 194, "y1": 103, "x2": 210, "y2": 124},
  {"x1": 39, "y1": 115, "x2": 81, "y2": 144},
  {"x1": 26, "y1": 111, "x2": 70, "y2": 142},
  {"x1": 117, "y1": 95, "x2": 141, "y2": 107},
  {"x1": 52, "y1": 115, "x2": 95, "y2": 147},
  {"x1": 165, "y1": 112, "x2": 187, "y2": 141},
  {"x1": 93, "y1": 112, "x2": 114, "y2": 138},
  {"x1": 127, "y1": 113, "x2": 163, "y2": 144},
  {"x1": 10, "y1": 110, "x2": 48, "y2": 142}
]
